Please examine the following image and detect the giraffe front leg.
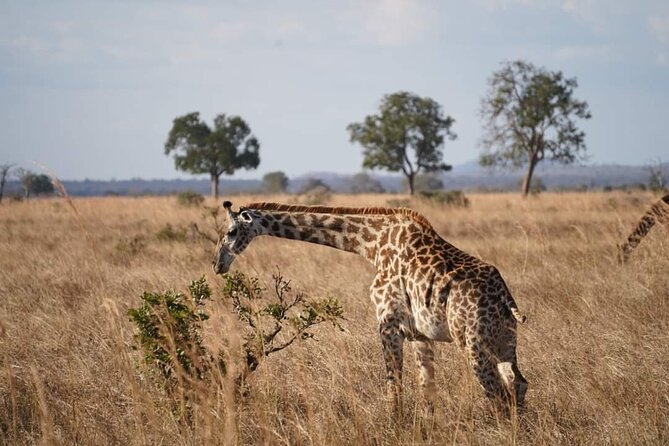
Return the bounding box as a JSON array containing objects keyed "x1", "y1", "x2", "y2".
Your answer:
[
  {"x1": 412, "y1": 340, "x2": 436, "y2": 417},
  {"x1": 379, "y1": 318, "x2": 404, "y2": 417}
]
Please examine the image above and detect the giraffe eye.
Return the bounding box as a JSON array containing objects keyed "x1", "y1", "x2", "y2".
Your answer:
[{"x1": 227, "y1": 228, "x2": 238, "y2": 237}]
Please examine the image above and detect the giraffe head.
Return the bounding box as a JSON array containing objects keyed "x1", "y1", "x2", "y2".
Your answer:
[{"x1": 212, "y1": 201, "x2": 260, "y2": 274}]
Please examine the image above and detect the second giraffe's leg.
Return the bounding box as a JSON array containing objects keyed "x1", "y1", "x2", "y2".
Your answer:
[
  {"x1": 379, "y1": 318, "x2": 404, "y2": 416},
  {"x1": 413, "y1": 340, "x2": 436, "y2": 417}
]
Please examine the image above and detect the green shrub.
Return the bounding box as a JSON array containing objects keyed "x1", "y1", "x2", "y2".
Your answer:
[
  {"x1": 221, "y1": 271, "x2": 344, "y2": 375},
  {"x1": 128, "y1": 276, "x2": 218, "y2": 384},
  {"x1": 176, "y1": 190, "x2": 205, "y2": 207},
  {"x1": 128, "y1": 271, "x2": 345, "y2": 423},
  {"x1": 128, "y1": 276, "x2": 222, "y2": 423}
]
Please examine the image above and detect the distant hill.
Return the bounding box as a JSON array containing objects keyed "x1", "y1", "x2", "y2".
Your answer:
[{"x1": 2, "y1": 161, "x2": 664, "y2": 197}]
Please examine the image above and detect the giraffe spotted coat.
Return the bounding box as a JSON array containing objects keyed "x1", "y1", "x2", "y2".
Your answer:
[
  {"x1": 618, "y1": 194, "x2": 669, "y2": 263},
  {"x1": 214, "y1": 201, "x2": 528, "y2": 415}
]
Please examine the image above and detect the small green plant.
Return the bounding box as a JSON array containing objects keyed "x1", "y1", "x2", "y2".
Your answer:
[
  {"x1": 127, "y1": 277, "x2": 223, "y2": 423},
  {"x1": 176, "y1": 190, "x2": 205, "y2": 207},
  {"x1": 128, "y1": 271, "x2": 345, "y2": 423},
  {"x1": 128, "y1": 276, "x2": 220, "y2": 384},
  {"x1": 221, "y1": 271, "x2": 345, "y2": 376}
]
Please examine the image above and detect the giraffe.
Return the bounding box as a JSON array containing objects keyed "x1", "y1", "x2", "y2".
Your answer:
[
  {"x1": 618, "y1": 194, "x2": 669, "y2": 263},
  {"x1": 213, "y1": 201, "x2": 528, "y2": 416}
]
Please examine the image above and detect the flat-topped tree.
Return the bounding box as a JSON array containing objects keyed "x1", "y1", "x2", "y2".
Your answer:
[{"x1": 165, "y1": 112, "x2": 260, "y2": 198}]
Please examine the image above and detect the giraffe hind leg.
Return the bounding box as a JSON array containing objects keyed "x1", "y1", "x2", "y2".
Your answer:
[
  {"x1": 497, "y1": 361, "x2": 528, "y2": 412},
  {"x1": 467, "y1": 343, "x2": 506, "y2": 407}
]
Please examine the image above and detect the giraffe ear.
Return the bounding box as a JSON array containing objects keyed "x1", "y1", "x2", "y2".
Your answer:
[{"x1": 239, "y1": 210, "x2": 254, "y2": 223}]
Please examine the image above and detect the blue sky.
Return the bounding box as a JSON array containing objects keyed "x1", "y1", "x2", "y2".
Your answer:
[{"x1": 1, "y1": 0, "x2": 668, "y2": 180}]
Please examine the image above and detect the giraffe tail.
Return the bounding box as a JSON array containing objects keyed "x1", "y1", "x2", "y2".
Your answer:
[
  {"x1": 499, "y1": 277, "x2": 526, "y2": 323},
  {"x1": 510, "y1": 307, "x2": 527, "y2": 324}
]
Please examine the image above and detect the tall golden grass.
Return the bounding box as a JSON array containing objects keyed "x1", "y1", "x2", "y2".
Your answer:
[{"x1": 1, "y1": 192, "x2": 668, "y2": 445}]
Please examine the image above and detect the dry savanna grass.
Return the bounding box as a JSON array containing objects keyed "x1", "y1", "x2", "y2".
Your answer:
[{"x1": 1, "y1": 191, "x2": 668, "y2": 445}]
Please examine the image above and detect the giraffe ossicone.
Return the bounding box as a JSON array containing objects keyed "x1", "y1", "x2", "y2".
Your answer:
[{"x1": 213, "y1": 201, "x2": 528, "y2": 415}]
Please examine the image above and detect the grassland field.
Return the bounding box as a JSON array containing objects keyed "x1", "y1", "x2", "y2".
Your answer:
[{"x1": 1, "y1": 191, "x2": 668, "y2": 445}]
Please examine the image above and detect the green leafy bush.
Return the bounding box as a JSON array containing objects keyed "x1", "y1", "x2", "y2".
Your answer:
[
  {"x1": 221, "y1": 271, "x2": 344, "y2": 376},
  {"x1": 128, "y1": 276, "x2": 220, "y2": 385},
  {"x1": 128, "y1": 271, "x2": 345, "y2": 423}
]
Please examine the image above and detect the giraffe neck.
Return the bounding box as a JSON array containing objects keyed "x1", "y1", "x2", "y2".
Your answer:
[
  {"x1": 253, "y1": 210, "x2": 397, "y2": 263},
  {"x1": 620, "y1": 195, "x2": 669, "y2": 261}
]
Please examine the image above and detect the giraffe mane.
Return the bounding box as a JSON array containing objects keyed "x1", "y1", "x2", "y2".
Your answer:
[{"x1": 243, "y1": 202, "x2": 434, "y2": 230}]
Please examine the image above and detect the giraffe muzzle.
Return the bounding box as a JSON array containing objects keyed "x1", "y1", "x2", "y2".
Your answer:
[{"x1": 212, "y1": 249, "x2": 235, "y2": 275}]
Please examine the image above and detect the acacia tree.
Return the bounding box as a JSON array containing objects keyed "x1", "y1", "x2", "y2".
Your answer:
[
  {"x1": 0, "y1": 163, "x2": 13, "y2": 204},
  {"x1": 479, "y1": 60, "x2": 591, "y2": 196},
  {"x1": 347, "y1": 91, "x2": 456, "y2": 195},
  {"x1": 165, "y1": 112, "x2": 260, "y2": 198}
]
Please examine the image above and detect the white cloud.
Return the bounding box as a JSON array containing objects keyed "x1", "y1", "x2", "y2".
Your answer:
[{"x1": 657, "y1": 52, "x2": 668, "y2": 65}]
